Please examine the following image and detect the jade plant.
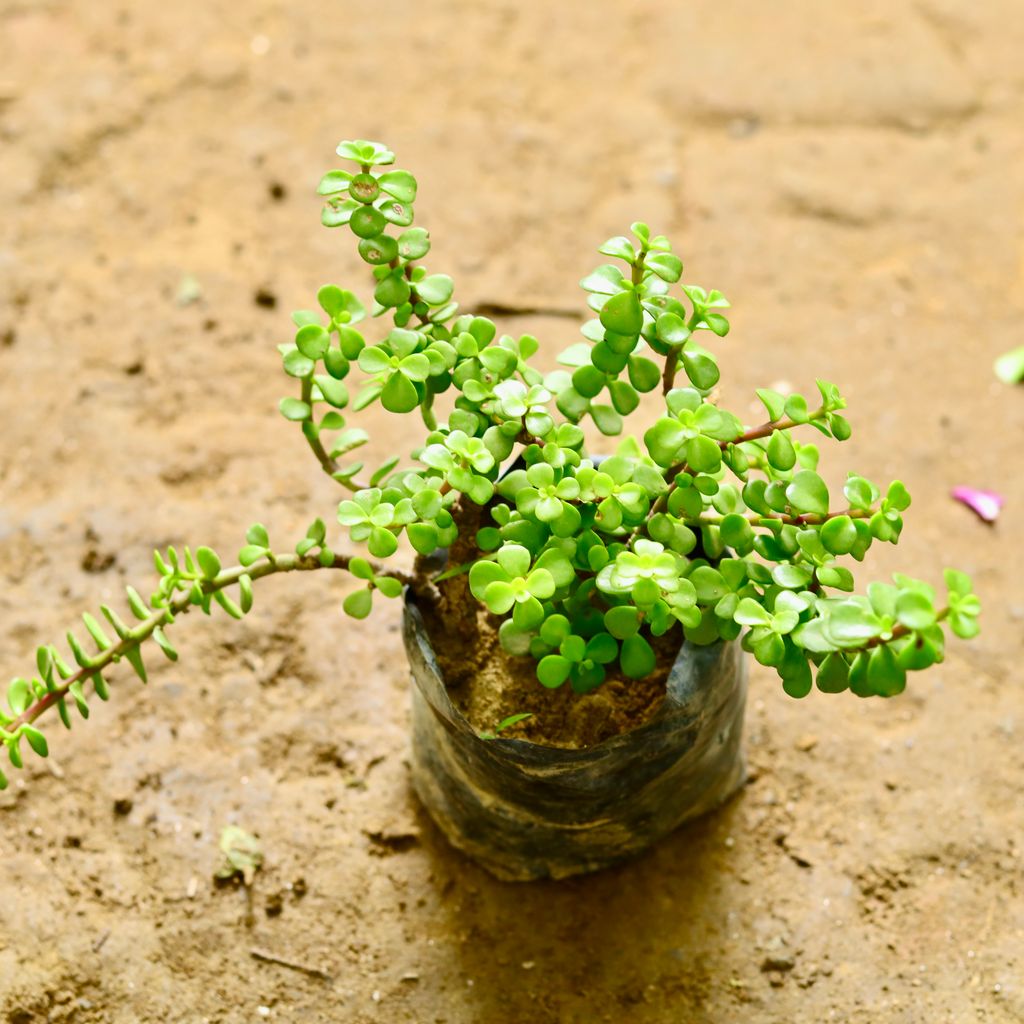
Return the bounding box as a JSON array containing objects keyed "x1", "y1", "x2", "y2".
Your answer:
[{"x1": 0, "y1": 140, "x2": 981, "y2": 787}]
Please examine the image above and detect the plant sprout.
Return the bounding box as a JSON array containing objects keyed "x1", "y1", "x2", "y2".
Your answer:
[{"x1": 0, "y1": 140, "x2": 980, "y2": 787}]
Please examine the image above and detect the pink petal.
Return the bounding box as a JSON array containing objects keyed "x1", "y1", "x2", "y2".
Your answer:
[{"x1": 951, "y1": 486, "x2": 1004, "y2": 523}]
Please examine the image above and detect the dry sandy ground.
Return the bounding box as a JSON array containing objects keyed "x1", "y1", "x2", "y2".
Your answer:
[{"x1": 1, "y1": 1, "x2": 1023, "y2": 1021}]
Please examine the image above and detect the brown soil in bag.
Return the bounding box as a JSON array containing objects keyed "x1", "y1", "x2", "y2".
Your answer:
[
  {"x1": 423, "y1": 600, "x2": 678, "y2": 749},
  {"x1": 418, "y1": 495, "x2": 680, "y2": 749}
]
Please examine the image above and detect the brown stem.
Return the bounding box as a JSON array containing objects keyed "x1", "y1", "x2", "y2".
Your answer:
[
  {"x1": 299, "y1": 378, "x2": 341, "y2": 478},
  {"x1": 662, "y1": 348, "x2": 679, "y2": 396},
  {"x1": 4, "y1": 552, "x2": 416, "y2": 737}
]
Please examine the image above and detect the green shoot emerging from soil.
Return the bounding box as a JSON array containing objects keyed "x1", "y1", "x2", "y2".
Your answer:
[{"x1": 0, "y1": 140, "x2": 980, "y2": 786}]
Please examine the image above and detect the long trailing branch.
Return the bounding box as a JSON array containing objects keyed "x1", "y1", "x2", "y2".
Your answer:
[{"x1": 0, "y1": 551, "x2": 416, "y2": 753}]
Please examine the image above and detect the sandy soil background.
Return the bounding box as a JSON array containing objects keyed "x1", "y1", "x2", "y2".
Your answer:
[{"x1": 1, "y1": 1, "x2": 1023, "y2": 1021}]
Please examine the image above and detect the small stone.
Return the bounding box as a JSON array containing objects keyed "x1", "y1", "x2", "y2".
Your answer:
[
  {"x1": 796, "y1": 734, "x2": 818, "y2": 752},
  {"x1": 257, "y1": 1007, "x2": 271, "y2": 1018},
  {"x1": 113, "y1": 796, "x2": 134, "y2": 816},
  {"x1": 761, "y1": 954, "x2": 796, "y2": 973},
  {"x1": 400, "y1": 971, "x2": 420, "y2": 983},
  {"x1": 521, "y1": 961, "x2": 535, "y2": 970}
]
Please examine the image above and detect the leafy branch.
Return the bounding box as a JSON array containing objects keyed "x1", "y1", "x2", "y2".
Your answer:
[{"x1": 0, "y1": 525, "x2": 414, "y2": 789}]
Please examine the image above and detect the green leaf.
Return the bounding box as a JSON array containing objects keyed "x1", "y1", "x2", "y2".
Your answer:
[
  {"x1": 7, "y1": 678, "x2": 32, "y2": 715},
  {"x1": 786, "y1": 471, "x2": 829, "y2": 517},
  {"x1": 279, "y1": 398, "x2": 312, "y2": 422},
  {"x1": 238, "y1": 574, "x2": 254, "y2": 614},
  {"x1": 645, "y1": 252, "x2": 683, "y2": 283},
  {"x1": 681, "y1": 350, "x2": 720, "y2": 390},
  {"x1": 703, "y1": 313, "x2": 730, "y2": 337},
  {"x1": 374, "y1": 273, "x2": 411, "y2": 308},
  {"x1": 656, "y1": 312, "x2": 690, "y2": 346},
  {"x1": 153, "y1": 627, "x2": 178, "y2": 662},
  {"x1": 350, "y1": 206, "x2": 386, "y2": 238},
  {"x1": 496, "y1": 543, "x2": 531, "y2": 578},
  {"x1": 537, "y1": 655, "x2": 571, "y2": 689},
  {"x1": 590, "y1": 404, "x2": 623, "y2": 436},
  {"x1": 867, "y1": 644, "x2": 906, "y2": 697},
  {"x1": 784, "y1": 394, "x2": 809, "y2": 423},
  {"x1": 780, "y1": 647, "x2": 813, "y2": 698},
  {"x1": 827, "y1": 601, "x2": 882, "y2": 645},
  {"x1": 246, "y1": 524, "x2": 270, "y2": 547},
  {"x1": 317, "y1": 169, "x2": 353, "y2": 195},
  {"x1": 686, "y1": 434, "x2": 722, "y2": 473},
  {"x1": 492, "y1": 712, "x2": 533, "y2": 734},
  {"x1": 295, "y1": 324, "x2": 331, "y2": 360},
  {"x1": 719, "y1": 514, "x2": 754, "y2": 554},
  {"x1": 368, "y1": 527, "x2": 398, "y2": 558},
  {"x1": 886, "y1": 480, "x2": 912, "y2": 511},
  {"x1": 283, "y1": 349, "x2": 315, "y2": 378},
  {"x1": 734, "y1": 598, "x2": 770, "y2": 627},
  {"x1": 416, "y1": 275, "x2": 454, "y2": 306},
  {"x1": 125, "y1": 645, "x2": 148, "y2": 683},
  {"x1": 756, "y1": 389, "x2": 786, "y2": 422},
  {"x1": 895, "y1": 591, "x2": 935, "y2": 631},
  {"x1": 599, "y1": 236, "x2": 636, "y2": 262},
  {"x1": 196, "y1": 546, "x2": 221, "y2": 579},
  {"x1": 398, "y1": 227, "x2": 430, "y2": 260},
  {"x1": 604, "y1": 605, "x2": 641, "y2": 639},
  {"x1": 627, "y1": 356, "x2": 661, "y2": 393},
  {"x1": 820, "y1": 515, "x2": 857, "y2": 555},
  {"x1": 343, "y1": 588, "x2": 373, "y2": 619},
  {"x1": 358, "y1": 235, "x2": 398, "y2": 265},
  {"x1": 381, "y1": 371, "x2": 419, "y2": 413},
  {"x1": 620, "y1": 634, "x2": 656, "y2": 679},
  {"x1": 772, "y1": 563, "x2": 811, "y2": 590},
  {"x1": 407, "y1": 522, "x2": 439, "y2": 555},
  {"x1": 599, "y1": 290, "x2": 643, "y2": 336},
  {"x1": 315, "y1": 375, "x2": 349, "y2": 408},
  {"x1": 844, "y1": 475, "x2": 876, "y2": 510},
  {"x1": 22, "y1": 725, "x2": 48, "y2": 758},
  {"x1": 321, "y1": 199, "x2": 360, "y2": 227},
  {"x1": 375, "y1": 576, "x2": 403, "y2": 599},
  {"x1": 481, "y1": 580, "x2": 515, "y2": 615},
  {"x1": 767, "y1": 430, "x2": 796, "y2": 471},
  {"x1": 336, "y1": 139, "x2": 395, "y2": 166},
  {"x1": 816, "y1": 653, "x2": 850, "y2": 693},
  {"x1": 239, "y1": 545, "x2": 267, "y2": 567},
  {"x1": 378, "y1": 170, "x2": 417, "y2": 203}
]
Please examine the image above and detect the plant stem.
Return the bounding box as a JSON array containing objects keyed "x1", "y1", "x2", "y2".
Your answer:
[
  {"x1": 661, "y1": 348, "x2": 679, "y2": 396},
  {"x1": 723, "y1": 407, "x2": 829, "y2": 448},
  {"x1": 4, "y1": 552, "x2": 416, "y2": 737},
  {"x1": 299, "y1": 378, "x2": 341, "y2": 477}
]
